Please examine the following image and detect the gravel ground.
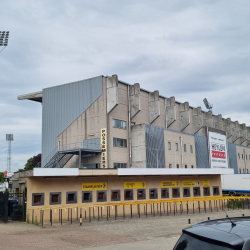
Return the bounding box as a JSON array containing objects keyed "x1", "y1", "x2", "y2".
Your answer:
[{"x1": 0, "y1": 209, "x2": 249, "y2": 250}]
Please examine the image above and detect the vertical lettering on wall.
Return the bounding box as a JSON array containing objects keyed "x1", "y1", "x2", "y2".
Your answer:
[{"x1": 101, "y1": 128, "x2": 107, "y2": 168}]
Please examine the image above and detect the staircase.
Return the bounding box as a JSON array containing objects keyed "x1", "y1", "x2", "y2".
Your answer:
[{"x1": 43, "y1": 152, "x2": 74, "y2": 168}]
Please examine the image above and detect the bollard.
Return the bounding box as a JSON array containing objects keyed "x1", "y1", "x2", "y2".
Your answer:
[
  {"x1": 101, "y1": 207, "x2": 103, "y2": 218},
  {"x1": 89, "y1": 207, "x2": 91, "y2": 222},
  {"x1": 146, "y1": 203, "x2": 147, "y2": 217},
  {"x1": 41, "y1": 210, "x2": 44, "y2": 228},
  {"x1": 138, "y1": 204, "x2": 140, "y2": 218},
  {"x1": 107, "y1": 206, "x2": 108, "y2": 221},
  {"x1": 32, "y1": 209, "x2": 34, "y2": 224},
  {"x1": 77, "y1": 207, "x2": 78, "y2": 220},
  {"x1": 167, "y1": 202, "x2": 169, "y2": 216},
  {"x1": 98, "y1": 206, "x2": 100, "y2": 221},
  {"x1": 160, "y1": 203, "x2": 162, "y2": 216},
  {"x1": 193, "y1": 202, "x2": 194, "y2": 214},
  {"x1": 60, "y1": 209, "x2": 62, "y2": 225},
  {"x1": 68, "y1": 208, "x2": 69, "y2": 221},
  {"x1": 71, "y1": 208, "x2": 72, "y2": 224},
  {"x1": 80, "y1": 213, "x2": 82, "y2": 226},
  {"x1": 50, "y1": 209, "x2": 52, "y2": 226},
  {"x1": 131, "y1": 205, "x2": 133, "y2": 218},
  {"x1": 153, "y1": 203, "x2": 155, "y2": 217},
  {"x1": 115, "y1": 205, "x2": 117, "y2": 220},
  {"x1": 208, "y1": 217, "x2": 210, "y2": 220},
  {"x1": 123, "y1": 205, "x2": 125, "y2": 219},
  {"x1": 243, "y1": 214, "x2": 244, "y2": 217},
  {"x1": 186, "y1": 202, "x2": 188, "y2": 215},
  {"x1": 188, "y1": 219, "x2": 191, "y2": 226}
]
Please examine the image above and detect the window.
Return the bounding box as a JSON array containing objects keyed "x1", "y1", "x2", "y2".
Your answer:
[
  {"x1": 238, "y1": 153, "x2": 240, "y2": 159},
  {"x1": 172, "y1": 188, "x2": 180, "y2": 198},
  {"x1": 66, "y1": 191, "x2": 77, "y2": 204},
  {"x1": 111, "y1": 190, "x2": 120, "y2": 201},
  {"x1": 185, "y1": 165, "x2": 187, "y2": 168},
  {"x1": 32, "y1": 193, "x2": 44, "y2": 206},
  {"x1": 213, "y1": 186, "x2": 220, "y2": 196},
  {"x1": 203, "y1": 187, "x2": 210, "y2": 196},
  {"x1": 176, "y1": 143, "x2": 178, "y2": 151},
  {"x1": 176, "y1": 164, "x2": 179, "y2": 168},
  {"x1": 168, "y1": 142, "x2": 171, "y2": 150},
  {"x1": 124, "y1": 189, "x2": 133, "y2": 200},
  {"x1": 190, "y1": 145, "x2": 193, "y2": 153},
  {"x1": 184, "y1": 144, "x2": 187, "y2": 152},
  {"x1": 113, "y1": 119, "x2": 127, "y2": 129},
  {"x1": 137, "y1": 189, "x2": 146, "y2": 200},
  {"x1": 82, "y1": 191, "x2": 92, "y2": 203},
  {"x1": 161, "y1": 188, "x2": 169, "y2": 198},
  {"x1": 247, "y1": 169, "x2": 249, "y2": 173},
  {"x1": 249, "y1": 155, "x2": 250, "y2": 160},
  {"x1": 113, "y1": 162, "x2": 127, "y2": 168},
  {"x1": 183, "y1": 188, "x2": 190, "y2": 197},
  {"x1": 246, "y1": 155, "x2": 248, "y2": 160},
  {"x1": 169, "y1": 164, "x2": 172, "y2": 168},
  {"x1": 191, "y1": 165, "x2": 194, "y2": 168},
  {"x1": 242, "y1": 154, "x2": 244, "y2": 159},
  {"x1": 149, "y1": 189, "x2": 158, "y2": 199},
  {"x1": 113, "y1": 138, "x2": 127, "y2": 148},
  {"x1": 50, "y1": 192, "x2": 61, "y2": 205},
  {"x1": 239, "y1": 168, "x2": 241, "y2": 173},
  {"x1": 243, "y1": 169, "x2": 245, "y2": 173},
  {"x1": 97, "y1": 191, "x2": 107, "y2": 202},
  {"x1": 193, "y1": 187, "x2": 200, "y2": 197}
]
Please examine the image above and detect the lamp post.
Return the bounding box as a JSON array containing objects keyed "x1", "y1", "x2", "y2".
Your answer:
[{"x1": 0, "y1": 31, "x2": 9, "y2": 53}]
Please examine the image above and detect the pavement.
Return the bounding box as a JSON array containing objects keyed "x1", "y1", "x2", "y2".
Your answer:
[{"x1": 0, "y1": 209, "x2": 248, "y2": 250}]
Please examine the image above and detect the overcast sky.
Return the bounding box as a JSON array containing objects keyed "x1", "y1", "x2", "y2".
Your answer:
[{"x1": 0, "y1": 0, "x2": 250, "y2": 172}]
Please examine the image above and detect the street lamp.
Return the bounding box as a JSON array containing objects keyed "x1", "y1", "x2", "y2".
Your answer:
[{"x1": 0, "y1": 31, "x2": 9, "y2": 53}]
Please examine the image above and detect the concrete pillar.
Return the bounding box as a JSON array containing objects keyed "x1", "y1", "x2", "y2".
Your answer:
[
  {"x1": 166, "y1": 96, "x2": 176, "y2": 127},
  {"x1": 214, "y1": 114, "x2": 223, "y2": 130},
  {"x1": 193, "y1": 107, "x2": 203, "y2": 134},
  {"x1": 231, "y1": 121, "x2": 240, "y2": 143},
  {"x1": 149, "y1": 90, "x2": 160, "y2": 124},
  {"x1": 240, "y1": 123, "x2": 247, "y2": 144},
  {"x1": 130, "y1": 83, "x2": 141, "y2": 119},
  {"x1": 223, "y1": 118, "x2": 232, "y2": 139},
  {"x1": 107, "y1": 74, "x2": 118, "y2": 114},
  {"x1": 180, "y1": 102, "x2": 190, "y2": 131},
  {"x1": 203, "y1": 111, "x2": 213, "y2": 128}
]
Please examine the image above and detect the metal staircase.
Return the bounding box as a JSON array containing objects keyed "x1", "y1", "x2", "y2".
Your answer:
[{"x1": 43, "y1": 152, "x2": 74, "y2": 168}]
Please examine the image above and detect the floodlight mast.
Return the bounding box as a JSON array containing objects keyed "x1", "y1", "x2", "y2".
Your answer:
[
  {"x1": 6, "y1": 134, "x2": 13, "y2": 173},
  {"x1": 203, "y1": 98, "x2": 213, "y2": 111},
  {"x1": 0, "y1": 31, "x2": 9, "y2": 54}
]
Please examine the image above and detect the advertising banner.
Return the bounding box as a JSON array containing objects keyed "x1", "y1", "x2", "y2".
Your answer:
[
  {"x1": 124, "y1": 182, "x2": 146, "y2": 189},
  {"x1": 203, "y1": 180, "x2": 210, "y2": 187},
  {"x1": 182, "y1": 180, "x2": 200, "y2": 187},
  {"x1": 161, "y1": 181, "x2": 180, "y2": 188},
  {"x1": 101, "y1": 128, "x2": 107, "y2": 168},
  {"x1": 208, "y1": 128, "x2": 228, "y2": 169},
  {"x1": 82, "y1": 182, "x2": 107, "y2": 190}
]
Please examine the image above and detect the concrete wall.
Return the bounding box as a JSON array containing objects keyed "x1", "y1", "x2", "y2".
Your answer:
[
  {"x1": 164, "y1": 130, "x2": 196, "y2": 169},
  {"x1": 26, "y1": 174, "x2": 222, "y2": 221}
]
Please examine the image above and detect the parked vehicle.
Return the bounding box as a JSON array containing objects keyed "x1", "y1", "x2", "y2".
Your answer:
[
  {"x1": 222, "y1": 174, "x2": 250, "y2": 196},
  {"x1": 173, "y1": 216, "x2": 250, "y2": 250}
]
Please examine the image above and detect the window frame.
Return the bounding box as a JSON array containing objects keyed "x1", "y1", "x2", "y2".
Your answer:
[
  {"x1": 97, "y1": 190, "x2": 107, "y2": 202},
  {"x1": 113, "y1": 162, "x2": 127, "y2": 168},
  {"x1": 82, "y1": 191, "x2": 92, "y2": 203},
  {"x1": 124, "y1": 189, "x2": 133, "y2": 201},
  {"x1": 49, "y1": 192, "x2": 61, "y2": 205},
  {"x1": 66, "y1": 191, "x2": 77, "y2": 204},
  {"x1": 112, "y1": 118, "x2": 127, "y2": 129},
  {"x1": 137, "y1": 189, "x2": 146, "y2": 200},
  {"x1": 32, "y1": 193, "x2": 44, "y2": 206},
  {"x1": 193, "y1": 187, "x2": 200, "y2": 197},
  {"x1": 203, "y1": 187, "x2": 210, "y2": 196},
  {"x1": 190, "y1": 145, "x2": 193, "y2": 153},
  {"x1": 175, "y1": 143, "x2": 179, "y2": 151},
  {"x1": 111, "y1": 190, "x2": 120, "y2": 201},
  {"x1": 113, "y1": 137, "x2": 127, "y2": 148},
  {"x1": 161, "y1": 188, "x2": 169, "y2": 199},
  {"x1": 213, "y1": 186, "x2": 220, "y2": 196},
  {"x1": 184, "y1": 144, "x2": 187, "y2": 152},
  {"x1": 172, "y1": 188, "x2": 180, "y2": 198},
  {"x1": 183, "y1": 187, "x2": 190, "y2": 197},
  {"x1": 149, "y1": 188, "x2": 158, "y2": 199},
  {"x1": 168, "y1": 142, "x2": 171, "y2": 150}
]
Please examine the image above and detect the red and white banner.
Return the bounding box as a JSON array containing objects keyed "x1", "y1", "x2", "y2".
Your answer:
[{"x1": 208, "y1": 131, "x2": 228, "y2": 169}]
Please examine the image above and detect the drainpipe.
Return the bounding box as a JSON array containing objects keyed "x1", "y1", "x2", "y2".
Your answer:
[
  {"x1": 180, "y1": 136, "x2": 183, "y2": 168},
  {"x1": 243, "y1": 149, "x2": 246, "y2": 173},
  {"x1": 128, "y1": 85, "x2": 132, "y2": 167}
]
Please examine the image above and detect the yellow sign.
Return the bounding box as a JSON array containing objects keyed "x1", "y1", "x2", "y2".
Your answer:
[
  {"x1": 182, "y1": 180, "x2": 200, "y2": 187},
  {"x1": 203, "y1": 180, "x2": 210, "y2": 187},
  {"x1": 161, "y1": 181, "x2": 180, "y2": 188},
  {"x1": 124, "y1": 182, "x2": 146, "y2": 189},
  {"x1": 101, "y1": 128, "x2": 107, "y2": 168},
  {"x1": 82, "y1": 182, "x2": 107, "y2": 190}
]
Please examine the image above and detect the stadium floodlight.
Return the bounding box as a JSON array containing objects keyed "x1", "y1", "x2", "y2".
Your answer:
[
  {"x1": 203, "y1": 98, "x2": 213, "y2": 111},
  {"x1": 0, "y1": 31, "x2": 9, "y2": 54},
  {"x1": 6, "y1": 134, "x2": 14, "y2": 173}
]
